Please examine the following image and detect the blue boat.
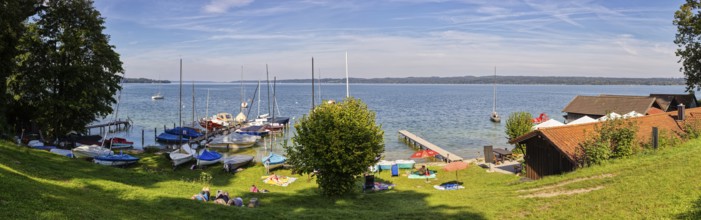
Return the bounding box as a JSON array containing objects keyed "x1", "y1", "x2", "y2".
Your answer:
[
  {"x1": 94, "y1": 152, "x2": 140, "y2": 166},
  {"x1": 195, "y1": 149, "x2": 222, "y2": 166},
  {"x1": 235, "y1": 125, "x2": 269, "y2": 136},
  {"x1": 156, "y1": 132, "x2": 190, "y2": 143},
  {"x1": 165, "y1": 127, "x2": 203, "y2": 139},
  {"x1": 263, "y1": 153, "x2": 286, "y2": 169}
]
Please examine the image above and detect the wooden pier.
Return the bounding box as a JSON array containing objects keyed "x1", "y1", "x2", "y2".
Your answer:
[
  {"x1": 398, "y1": 130, "x2": 463, "y2": 162},
  {"x1": 86, "y1": 120, "x2": 131, "y2": 135}
]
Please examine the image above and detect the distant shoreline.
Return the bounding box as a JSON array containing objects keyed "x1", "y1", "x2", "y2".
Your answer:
[{"x1": 126, "y1": 76, "x2": 686, "y2": 86}]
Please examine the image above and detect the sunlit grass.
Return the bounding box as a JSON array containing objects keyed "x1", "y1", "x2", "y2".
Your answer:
[{"x1": 2, "y1": 138, "x2": 701, "y2": 219}]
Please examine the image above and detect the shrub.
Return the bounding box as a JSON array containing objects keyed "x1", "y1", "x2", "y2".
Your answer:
[{"x1": 577, "y1": 117, "x2": 637, "y2": 167}]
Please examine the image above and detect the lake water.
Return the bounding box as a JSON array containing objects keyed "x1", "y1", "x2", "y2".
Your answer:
[{"x1": 99, "y1": 83, "x2": 686, "y2": 160}]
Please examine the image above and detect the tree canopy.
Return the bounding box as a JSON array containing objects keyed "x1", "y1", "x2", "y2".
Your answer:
[
  {"x1": 0, "y1": 0, "x2": 39, "y2": 134},
  {"x1": 286, "y1": 98, "x2": 384, "y2": 196},
  {"x1": 505, "y1": 112, "x2": 533, "y2": 154},
  {"x1": 7, "y1": 0, "x2": 123, "y2": 138},
  {"x1": 674, "y1": 0, "x2": 701, "y2": 91}
]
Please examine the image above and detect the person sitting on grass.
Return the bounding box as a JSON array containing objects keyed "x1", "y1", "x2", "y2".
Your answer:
[
  {"x1": 250, "y1": 185, "x2": 259, "y2": 193},
  {"x1": 416, "y1": 165, "x2": 427, "y2": 176},
  {"x1": 190, "y1": 187, "x2": 210, "y2": 202},
  {"x1": 270, "y1": 173, "x2": 280, "y2": 182}
]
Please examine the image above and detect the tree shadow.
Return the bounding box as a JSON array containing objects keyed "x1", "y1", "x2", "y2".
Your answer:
[{"x1": 677, "y1": 196, "x2": 701, "y2": 219}]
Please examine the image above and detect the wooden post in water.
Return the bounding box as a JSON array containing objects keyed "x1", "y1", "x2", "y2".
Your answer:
[
  {"x1": 142, "y1": 129, "x2": 145, "y2": 149},
  {"x1": 154, "y1": 128, "x2": 157, "y2": 141}
]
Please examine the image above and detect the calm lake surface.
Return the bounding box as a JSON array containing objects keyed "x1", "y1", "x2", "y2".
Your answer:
[{"x1": 99, "y1": 83, "x2": 686, "y2": 161}]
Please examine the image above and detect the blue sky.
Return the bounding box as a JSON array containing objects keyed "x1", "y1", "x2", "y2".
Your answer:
[{"x1": 94, "y1": 0, "x2": 685, "y2": 81}]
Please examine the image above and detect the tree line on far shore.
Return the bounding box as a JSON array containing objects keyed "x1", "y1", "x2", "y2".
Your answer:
[
  {"x1": 123, "y1": 78, "x2": 170, "y2": 83},
  {"x1": 263, "y1": 76, "x2": 685, "y2": 85}
]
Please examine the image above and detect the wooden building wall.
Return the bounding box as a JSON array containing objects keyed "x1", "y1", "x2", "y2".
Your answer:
[{"x1": 524, "y1": 137, "x2": 576, "y2": 179}]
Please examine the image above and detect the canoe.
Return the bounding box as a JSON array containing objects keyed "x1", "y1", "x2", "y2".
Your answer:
[
  {"x1": 94, "y1": 153, "x2": 140, "y2": 166},
  {"x1": 395, "y1": 160, "x2": 416, "y2": 169},
  {"x1": 223, "y1": 155, "x2": 254, "y2": 173},
  {"x1": 72, "y1": 145, "x2": 112, "y2": 158},
  {"x1": 263, "y1": 153, "x2": 286, "y2": 169}
]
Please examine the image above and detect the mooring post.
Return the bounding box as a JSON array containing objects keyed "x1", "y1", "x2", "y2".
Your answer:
[
  {"x1": 142, "y1": 129, "x2": 145, "y2": 148},
  {"x1": 154, "y1": 128, "x2": 157, "y2": 141}
]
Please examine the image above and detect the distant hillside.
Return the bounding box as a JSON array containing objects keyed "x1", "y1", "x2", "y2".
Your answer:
[
  {"x1": 263, "y1": 76, "x2": 685, "y2": 85},
  {"x1": 123, "y1": 78, "x2": 170, "y2": 83}
]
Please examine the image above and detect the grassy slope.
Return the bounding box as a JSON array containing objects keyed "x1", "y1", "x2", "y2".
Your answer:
[{"x1": 1, "y1": 139, "x2": 700, "y2": 219}]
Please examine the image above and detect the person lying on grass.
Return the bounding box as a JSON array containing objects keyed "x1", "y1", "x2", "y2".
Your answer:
[
  {"x1": 214, "y1": 191, "x2": 230, "y2": 205},
  {"x1": 191, "y1": 187, "x2": 210, "y2": 202}
]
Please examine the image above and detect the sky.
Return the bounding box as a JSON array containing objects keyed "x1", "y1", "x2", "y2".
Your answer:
[{"x1": 94, "y1": 0, "x2": 686, "y2": 81}]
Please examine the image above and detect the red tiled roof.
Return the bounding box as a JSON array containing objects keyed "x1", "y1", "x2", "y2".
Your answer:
[{"x1": 646, "y1": 107, "x2": 665, "y2": 115}]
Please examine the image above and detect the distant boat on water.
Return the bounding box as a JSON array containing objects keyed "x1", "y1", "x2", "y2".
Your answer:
[
  {"x1": 152, "y1": 74, "x2": 164, "y2": 100},
  {"x1": 490, "y1": 66, "x2": 501, "y2": 123}
]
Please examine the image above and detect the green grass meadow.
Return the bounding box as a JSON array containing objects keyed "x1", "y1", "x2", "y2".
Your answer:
[{"x1": 2, "y1": 139, "x2": 701, "y2": 219}]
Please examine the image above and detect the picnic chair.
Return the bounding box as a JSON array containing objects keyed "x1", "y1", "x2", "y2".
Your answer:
[{"x1": 363, "y1": 175, "x2": 375, "y2": 192}]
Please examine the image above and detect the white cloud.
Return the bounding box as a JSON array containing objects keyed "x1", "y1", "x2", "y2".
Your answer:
[{"x1": 202, "y1": 0, "x2": 254, "y2": 14}]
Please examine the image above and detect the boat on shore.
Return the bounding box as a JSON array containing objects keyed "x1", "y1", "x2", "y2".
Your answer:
[
  {"x1": 156, "y1": 132, "x2": 190, "y2": 143},
  {"x1": 169, "y1": 144, "x2": 194, "y2": 167},
  {"x1": 223, "y1": 154, "x2": 254, "y2": 173},
  {"x1": 103, "y1": 137, "x2": 133, "y2": 150},
  {"x1": 395, "y1": 160, "x2": 416, "y2": 169},
  {"x1": 195, "y1": 148, "x2": 222, "y2": 166},
  {"x1": 72, "y1": 145, "x2": 112, "y2": 158},
  {"x1": 208, "y1": 133, "x2": 258, "y2": 149},
  {"x1": 94, "y1": 152, "x2": 140, "y2": 166},
  {"x1": 263, "y1": 152, "x2": 286, "y2": 170},
  {"x1": 235, "y1": 125, "x2": 269, "y2": 136},
  {"x1": 377, "y1": 160, "x2": 395, "y2": 170}
]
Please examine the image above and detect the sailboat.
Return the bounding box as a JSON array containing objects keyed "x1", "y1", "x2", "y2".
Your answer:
[
  {"x1": 94, "y1": 75, "x2": 140, "y2": 166},
  {"x1": 152, "y1": 74, "x2": 164, "y2": 100},
  {"x1": 490, "y1": 66, "x2": 501, "y2": 123},
  {"x1": 263, "y1": 135, "x2": 286, "y2": 170}
]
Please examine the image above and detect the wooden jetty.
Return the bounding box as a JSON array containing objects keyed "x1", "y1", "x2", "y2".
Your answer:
[
  {"x1": 398, "y1": 130, "x2": 463, "y2": 162},
  {"x1": 86, "y1": 120, "x2": 131, "y2": 135}
]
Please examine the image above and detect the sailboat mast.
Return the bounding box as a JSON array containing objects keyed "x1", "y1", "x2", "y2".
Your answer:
[
  {"x1": 192, "y1": 81, "x2": 195, "y2": 125},
  {"x1": 257, "y1": 80, "x2": 261, "y2": 117},
  {"x1": 345, "y1": 51, "x2": 349, "y2": 98},
  {"x1": 205, "y1": 89, "x2": 209, "y2": 139},
  {"x1": 493, "y1": 66, "x2": 497, "y2": 112},
  {"x1": 179, "y1": 58, "x2": 182, "y2": 148},
  {"x1": 266, "y1": 65, "x2": 271, "y2": 117},
  {"x1": 312, "y1": 57, "x2": 315, "y2": 109},
  {"x1": 240, "y1": 66, "x2": 244, "y2": 113},
  {"x1": 318, "y1": 68, "x2": 322, "y2": 104},
  {"x1": 273, "y1": 77, "x2": 277, "y2": 121}
]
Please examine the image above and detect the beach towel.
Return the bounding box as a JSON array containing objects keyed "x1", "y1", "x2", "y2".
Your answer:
[
  {"x1": 408, "y1": 173, "x2": 437, "y2": 179},
  {"x1": 262, "y1": 175, "x2": 297, "y2": 187},
  {"x1": 433, "y1": 183, "x2": 464, "y2": 190}
]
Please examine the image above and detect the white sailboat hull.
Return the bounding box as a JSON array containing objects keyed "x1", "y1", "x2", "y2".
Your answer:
[{"x1": 72, "y1": 145, "x2": 112, "y2": 158}]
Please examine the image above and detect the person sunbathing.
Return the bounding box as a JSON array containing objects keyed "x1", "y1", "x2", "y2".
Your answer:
[
  {"x1": 416, "y1": 165, "x2": 427, "y2": 175},
  {"x1": 190, "y1": 187, "x2": 210, "y2": 202},
  {"x1": 250, "y1": 185, "x2": 259, "y2": 193},
  {"x1": 214, "y1": 191, "x2": 230, "y2": 205},
  {"x1": 270, "y1": 173, "x2": 280, "y2": 182}
]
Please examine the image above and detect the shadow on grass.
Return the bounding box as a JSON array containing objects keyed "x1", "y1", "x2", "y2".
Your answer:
[{"x1": 677, "y1": 196, "x2": 701, "y2": 219}]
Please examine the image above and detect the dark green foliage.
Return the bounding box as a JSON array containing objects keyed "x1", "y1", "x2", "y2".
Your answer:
[
  {"x1": 505, "y1": 112, "x2": 533, "y2": 154},
  {"x1": 683, "y1": 120, "x2": 701, "y2": 139},
  {"x1": 674, "y1": 0, "x2": 701, "y2": 91},
  {"x1": 286, "y1": 98, "x2": 384, "y2": 196},
  {"x1": 7, "y1": 0, "x2": 122, "y2": 138},
  {"x1": 0, "y1": 0, "x2": 39, "y2": 135},
  {"x1": 577, "y1": 118, "x2": 637, "y2": 166}
]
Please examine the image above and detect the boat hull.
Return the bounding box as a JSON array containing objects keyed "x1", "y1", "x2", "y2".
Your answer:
[
  {"x1": 72, "y1": 145, "x2": 112, "y2": 158},
  {"x1": 395, "y1": 160, "x2": 416, "y2": 169},
  {"x1": 223, "y1": 155, "x2": 254, "y2": 173}
]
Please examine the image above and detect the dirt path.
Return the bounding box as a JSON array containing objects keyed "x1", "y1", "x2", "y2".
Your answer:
[{"x1": 518, "y1": 173, "x2": 614, "y2": 198}]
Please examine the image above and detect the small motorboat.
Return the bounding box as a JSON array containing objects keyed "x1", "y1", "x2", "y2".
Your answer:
[
  {"x1": 102, "y1": 137, "x2": 134, "y2": 150},
  {"x1": 235, "y1": 125, "x2": 269, "y2": 136},
  {"x1": 94, "y1": 152, "x2": 140, "y2": 166},
  {"x1": 151, "y1": 92, "x2": 164, "y2": 100},
  {"x1": 156, "y1": 132, "x2": 190, "y2": 143},
  {"x1": 165, "y1": 127, "x2": 202, "y2": 139},
  {"x1": 194, "y1": 148, "x2": 222, "y2": 166},
  {"x1": 72, "y1": 145, "x2": 113, "y2": 158},
  {"x1": 223, "y1": 155, "x2": 254, "y2": 173},
  {"x1": 209, "y1": 133, "x2": 258, "y2": 149}
]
